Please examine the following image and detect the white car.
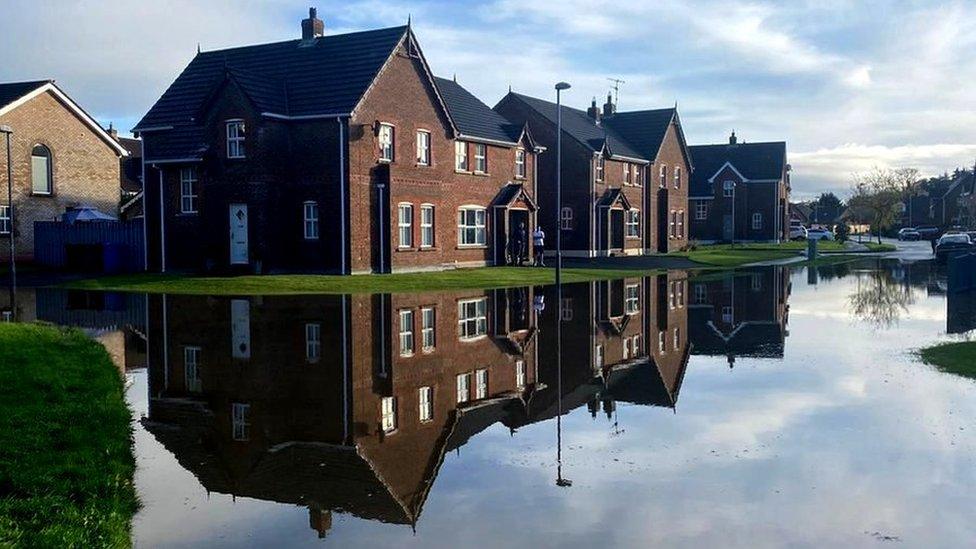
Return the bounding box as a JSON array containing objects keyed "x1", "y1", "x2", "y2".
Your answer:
[
  {"x1": 789, "y1": 225, "x2": 808, "y2": 240},
  {"x1": 806, "y1": 228, "x2": 835, "y2": 241}
]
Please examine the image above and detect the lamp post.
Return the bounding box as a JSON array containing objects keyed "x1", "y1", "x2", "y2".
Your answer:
[
  {"x1": 0, "y1": 125, "x2": 14, "y2": 295},
  {"x1": 554, "y1": 81, "x2": 571, "y2": 489},
  {"x1": 730, "y1": 181, "x2": 737, "y2": 248}
]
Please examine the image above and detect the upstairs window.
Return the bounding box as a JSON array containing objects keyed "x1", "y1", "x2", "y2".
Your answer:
[
  {"x1": 303, "y1": 202, "x2": 319, "y2": 240},
  {"x1": 421, "y1": 307, "x2": 436, "y2": 351},
  {"x1": 635, "y1": 165, "x2": 644, "y2": 186},
  {"x1": 226, "y1": 121, "x2": 245, "y2": 159},
  {"x1": 515, "y1": 148, "x2": 526, "y2": 178},
  {"x1": 416, "y1": 130, "x2": 431, "y2": 166},
  {"x1": 399, "y1": 309, "x2": 415, "y2": 356},
  {"x1": 473, "y1": 143, "x2": 488, "y2": 173},
  {"x1": 31, "y1": 145, "x2": 53, "y2": 194},
  {"x1": 723, "y1": 180, "x2": 735, "y2": 197},
  {"x1": 560, "y1": 207, "x2": 574, "y2": 230},
  {"x1": 596, "y1": 156, "x2": 605, "y2": 182},
  {"x1": 455, "y1": 141, "x2": 468, "y2": 171},
  {"x1": 458, "y1": 297, "x2": 488, "y2": 340},
  {"x1": 625, "y1": 284, "x2": 640, "y2": 314},
  {"x1": 231, "y1": 403, "x2": 250, "y2": 441},
  {"x1": 0, "y1": 205, "x2": 10, "y2": 235},
  {"x1": 695, "y1": 201, "x2": 708, "y2": 220},
  {"x1": 674, "y1": 166, "x2": 682, "y2": 189},
  {"x1": 180, "y1": 168, "x2": 198, "y2": 214},
  {"x1": 752, "y1": 212, "x2": 764, "y2": 230},
  {"x1": 419, "y1": 387, "x2": 433, "y2": 422},
  {"x1": 624, "y1": 164, "x2": 632, "y2": 185},
  {"x1": 381, "y1": 396, "x2": 397, "y2": 432},
  {"x1": 379, "y1": 123, "x2": 395, "y2": 162},
  {"x1": 658, "y1": 164, "x2": 667, "y2": 188}
]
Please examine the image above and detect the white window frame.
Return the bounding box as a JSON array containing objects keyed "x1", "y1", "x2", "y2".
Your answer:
[
  {"x1": 455, "y1": 141, "x2": 469, "y2": 171},
  {"x1": 658, "y1": 331, "x2": 666, "y2": 353},
  {"x1": 659, "y1": 164, "x2": 667, "y2": 188},
  {"x1": 623, "y1": 163, "x2": 632, "y2": 185},
  {"x1": 0, "y1": 205, "x2": 9, "y2": 235},
  {"x1": 458, "y1": 297, "x2": 488, "y2": 340},
  {"x1": 475, "y1": 369, "x2": 488, "y2": 399},
  {"x1": 623, "y1": 338, "x2": 630, "y2": 360},
  {"x1": 421, "y1": 307, "x2": 436, "y2": 352},
  {"x1": 303, "y1": 201, "x2": 319, "y2": 240},
  {"x1": 625, "y1": 209, "x2": 640, "y2": 238},
  {"x1": 596, "y1": 156, "x2": 605, "y2": 182},
  {"x1": 381, "y1": 396, "x2": 397, "y2": 432},
  {"x1": 674, "y1": 166, "x2": 681, "y2": 189},
  {"x1": 678, "y1": 210, "x2": 685, "y2": 238},
  {"x1": 420, "y1": 204, "x2": 435, "y2": 248},
  {"x1": 694, "y1": 283, "x2": 707, "y2": 304},
  {"x1": 752, "y1": 212, "x2": 763, "y2": 230},
  {"x1": 232, "y1": 403, "x2": 250, "y2": 441},
  {"x1": 31, "y1": 144, "x2": 53, "y2": 195},
  {"x1": 416, "y1": 130, "x2": 431, "y2": 166},
  {"x1": 379, "y1": 123, "x2": 395, "y2": 162},
  {"x1": 457, "y1": 207, "x2": 486, "y2": 247},
  {"x1": 419, "y1": 386, "x2": 433, "y2": 423},
  {"x1": 723, "y1": 180, "x2": 735, "y2": 197},
  {"x1": 673, "y1": 327, "x2": 680, "y2": 349},
  {"x1": 560, "y1": 207, "x2": 573, "y2": 230},
  {"x1": 635, "y1": 165, "x2": 644, "y2": 187},
  {"x1": 473, "y1": 143, "x2": 488, "y2": 173},
  {"x1": 595, "y1": 344, "x2": 604, "y2": 368},
  {"x1": 305, "y1": 323, "x2": 321, "y2": 363},
  {"x1": 625, "y1": 284, "x2": 640, "y2": 315},
  {"x1": 632, "y1": 335, "x2": 641, "y2": 355},
  {"x1": 184, "y1": 346, "x2": 202, "y2": 393},
  {"x1": 398, "y1": 203, "x2": 413, "y2": 248},
  {"x1": 399, "y1": 309, "x2": 415, "y2": 357},
  {"x1": 515, "y1": 148, "x2": 526, "y2": 179},
  {"x1": 226, "y1": 120, "x2": 245, "y2": 159},
  {"x1": 516, "y1": 360, "x2": 526, "y2": 389},
  {"x1": 180, "y1": 167, "x2": 198, "y2": 214},
  {"x1": 695, "y1": 201, "x2": 708, "y2": 220},
  {"x1": 456, "y1": 373, "x2": 471, "y2": 403}
]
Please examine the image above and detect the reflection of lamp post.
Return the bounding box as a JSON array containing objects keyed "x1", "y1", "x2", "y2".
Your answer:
[
  {"x1": 0, "y1": 125, "x2": 14, "y2": 299},
  {"x1": 554, "y1": 81, "x2": 572, "y2": 489},
  {"x1": 730, "y1": 180, "x2": 737, "y2": 248}
]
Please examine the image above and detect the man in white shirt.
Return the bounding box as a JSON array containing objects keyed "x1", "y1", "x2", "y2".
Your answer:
[{"x1": 532, "y1": 226, "x2": 545, "y2": 267}]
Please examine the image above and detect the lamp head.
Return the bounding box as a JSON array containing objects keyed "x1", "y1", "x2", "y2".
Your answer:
[{"x1": 554, "y1": 82, "x2": 571, "y2": 91}]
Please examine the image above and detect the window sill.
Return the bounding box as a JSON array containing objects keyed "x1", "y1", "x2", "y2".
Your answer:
[
  {"x1": 395, "y1": 247, "x2": 416, "y2": 252},
  {"x1": 459, "y1": 335, "x2": 487, "y2": 343},
  {"x1": 227, "y1": 156, "x2": 246, "y2": 161},
  {"x1": 304, "y1": 238, "x2": 320, "y2": 242},
  {"x1": 31, "y1": 192, "x2": 53, "y2": 197},
  {"x1": 456, "y1": 244, "x2": 488, "y2": 250},
  {"x1": 514, "y1": 175, "x2": 527, "y2": 181},
  {"x1": 177, "y1": 212, "x2": 199, "y2": 217},
  {"x1": 418, "y1": 246, "x2": 439, "y2": 252}
]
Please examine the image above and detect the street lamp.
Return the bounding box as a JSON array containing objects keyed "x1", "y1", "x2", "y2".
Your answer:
[
  {"x1": 0, "y1": 125, "x2": 14, "y2": 294},
  {"x1": 553, "y1": 81, "x2": 571, "y2": 489}
]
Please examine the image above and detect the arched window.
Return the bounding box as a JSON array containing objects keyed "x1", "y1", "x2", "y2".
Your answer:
[{"x1": 31, "y1": 145, "x2": 53, "y2": 194}]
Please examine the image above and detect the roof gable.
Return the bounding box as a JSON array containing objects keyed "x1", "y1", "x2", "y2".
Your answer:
[
  {"x1": 688, "y1": 141, "x2": 786, "y2": 197},
  {"x1": 135, "y1": 25, "x2": 410, "y2": 130}
]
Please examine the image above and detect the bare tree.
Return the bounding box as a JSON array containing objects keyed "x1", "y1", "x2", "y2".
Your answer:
[
  {"x1": 851, "y1": 168, "x2": 905, "y2": 244},
  {"x1": 893, "y1": 167, "x2": 921, "y2": 227}
]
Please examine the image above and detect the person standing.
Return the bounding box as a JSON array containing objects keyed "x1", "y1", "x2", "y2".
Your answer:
[{"x1": 533, "y1": 225, "x2": 546, "y2": 266}]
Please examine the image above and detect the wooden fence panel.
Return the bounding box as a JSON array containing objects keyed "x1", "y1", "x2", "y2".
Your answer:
[{"x1": 33, "y1": 220, "x2": 144, "y2": 272}]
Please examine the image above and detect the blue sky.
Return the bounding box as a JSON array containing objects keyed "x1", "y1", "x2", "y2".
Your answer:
[{"x1": 2, "y1": 0, "x2": 974, "y2": 198}]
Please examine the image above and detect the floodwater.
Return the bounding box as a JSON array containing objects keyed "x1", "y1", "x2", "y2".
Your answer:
[{"x1": 4, "y1": 258, "x2": 976, "y2": 548}]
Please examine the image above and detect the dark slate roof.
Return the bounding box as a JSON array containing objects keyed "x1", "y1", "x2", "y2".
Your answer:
[
  {"x1": 602, "y1": 108, "x2": 676, "y2": 159},
  {"x1": 688, "y1": 141, "x2": 787, "y2": 197},
  {"x1": 0, "y1": 80, "x2": 50, "y2": 111},
  {"x1": 505, "y1": 92, "x2": 648, "y2": 161},
  {"x1": 596, "y1": 187, "x2": 632, "y2": 209},
  {"x1": 144, "y1": 125, "x2": 207, "y2": 161},
  {"x1": 435, "y1": 77, "x2": 521, "y2": 144},
  {"x1": 135, "y1": 25, "x2": 408, "y2": 130}
]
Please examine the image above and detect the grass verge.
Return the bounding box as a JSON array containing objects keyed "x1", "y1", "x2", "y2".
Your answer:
[
  {"x1": 918, "y1": 341, "x2": 976, "y2": 380},
  {"x1": 862, "y1": 242, "x2": 897, "y2": 252},
  {"x1": 64, "y1": 266, "x2": 661, "y2": 296},
  {"x1": 0, "y1": 323, "x2": 137, "y2": 547}
]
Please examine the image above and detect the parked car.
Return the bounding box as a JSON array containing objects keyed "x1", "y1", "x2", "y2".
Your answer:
[
  {"x1": 898, "y1": 227, "x2": 921, "y2": 241},
  {"x1": 789, "y1": 224, "x2": 808, "y2": 241},
  {"x1": 935, "y1": 233, "x2": 974, "y2": 263},
  {"x1": 806, "y1": 227, "x2": 835, "y2": 241},
  {"x1": 916, "y1": 225, "x2": 941, "y2": 240}
]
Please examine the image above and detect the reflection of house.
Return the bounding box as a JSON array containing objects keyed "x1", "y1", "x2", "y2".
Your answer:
[
  {"x1": 0, "y1": 80, "x2": 129, "y2": 262},
  {"x1": 138, "y1": 9, "x2": 540, "y2": 274},
  {"x1": 142, "y1": 288, "x2": 541, "y2": 536},
  {"x1": 689, "y1": 133, "x2": 790, "y2": 243},
  {"x1": 688, "y1": 267, "x2": 791, "y2": 366}
]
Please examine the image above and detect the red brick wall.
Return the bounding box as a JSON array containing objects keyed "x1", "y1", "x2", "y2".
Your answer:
[
  {"x1": 649, "y1": 122, "x2": 691, "y2": 252},
  {"x1": 0, "y1": 90, "x2": 121, "y2": 260}
]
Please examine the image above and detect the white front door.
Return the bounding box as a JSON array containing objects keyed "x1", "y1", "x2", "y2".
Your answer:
[
  {"x1": 229, "y1": 204, "x2": 249, "y2": 265},
  {"x1": 231, "y1": 299, "x2": 251, "y2": 359}
]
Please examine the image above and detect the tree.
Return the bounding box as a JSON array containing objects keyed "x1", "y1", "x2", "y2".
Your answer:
[
  {"x1": 892, "y1": 167, "x2": 921, "y2": 226},
  {"x1": 850, "y1": 168, "x2": 904, "y2": 244},
  {"x1": 815, "y1": 192, "x2": 844, "y2": 224}
]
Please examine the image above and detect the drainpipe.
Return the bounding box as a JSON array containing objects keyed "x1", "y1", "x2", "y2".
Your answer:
[
  {"x1": 158, "y1": 167, "x2": 166, "y2": 272},
  {"x1": 141, "y1": 142, "x2": 148, "y2": 271},
  {"x1": 337, "y1": 117, "x2": 347, "y2": 274}
]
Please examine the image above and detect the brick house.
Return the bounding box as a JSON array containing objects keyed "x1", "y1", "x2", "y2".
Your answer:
[
  {"x1": 688, "y1": 133, "x2": 790, "y2": 243},
  {"x1": 495, "y1": 93, "x2": 692, "y2": 257},
  {"x1": 0, "y1": 80, "x2": 128, "y2": 262},
  {"x1": 137, "y1": 9, "x2": 540, "y2": 274}
]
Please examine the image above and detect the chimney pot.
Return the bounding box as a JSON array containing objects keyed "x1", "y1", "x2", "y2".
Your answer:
[
  {"x1": 729, "y1": 131, "x2": 738, "y2": 145},
  {"x1": 587, "y1": 98, "x2": 601, "y2": 124},
  {"x1": 302, "y1": 6, "x2": 325, "y2": 40},
  {"x1": 603, "y1": 93, "x2": 616, "y2": 117}
]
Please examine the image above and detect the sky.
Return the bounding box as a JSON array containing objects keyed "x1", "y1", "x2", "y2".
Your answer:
[{"x1": 1, "y1": 0, "x2": 974, "y2": 199}]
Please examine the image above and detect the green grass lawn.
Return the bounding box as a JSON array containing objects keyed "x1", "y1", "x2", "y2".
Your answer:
[
  {"x1": 676, "y1": 241, "x2": 842, "y2": 267},
  {"x1": 918, "y1": 341, "x2": 976, "y2": 380},
  {"x1": 0, "y1": 323, "x2": 137, "y2": 547},
  {"x1": 863, "y1": 242, "x2": 897, "y2": 252},
  {"x1": 65, "y1": 266, "x2": 662, "y2": 296}
]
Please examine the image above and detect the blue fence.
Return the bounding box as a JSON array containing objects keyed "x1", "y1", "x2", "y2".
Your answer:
[{"x1": 34, "y1": 219, "x2": 144, "y2": 273}]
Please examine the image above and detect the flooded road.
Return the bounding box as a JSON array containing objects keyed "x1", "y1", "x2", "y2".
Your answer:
[{"x1": 4, "y1": 259, "x2": 976, "y2": 547}]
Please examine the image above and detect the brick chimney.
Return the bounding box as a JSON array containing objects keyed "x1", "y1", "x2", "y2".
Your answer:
[
  {"x1": 729, "y1": 130, "x2": 738, "y2": 145},
  {"x1": 106, "y1": 123, "x2": 118, "y2": 140},
  {"x1": 301, "y1": 7, "x2": 324, "y2": 40},
  {"x1": 602, "y1": 92, "x2": 616, "y2": 118},
  {"x1": 586, "y1": 98, "x2": 601, "y2": 124}
]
